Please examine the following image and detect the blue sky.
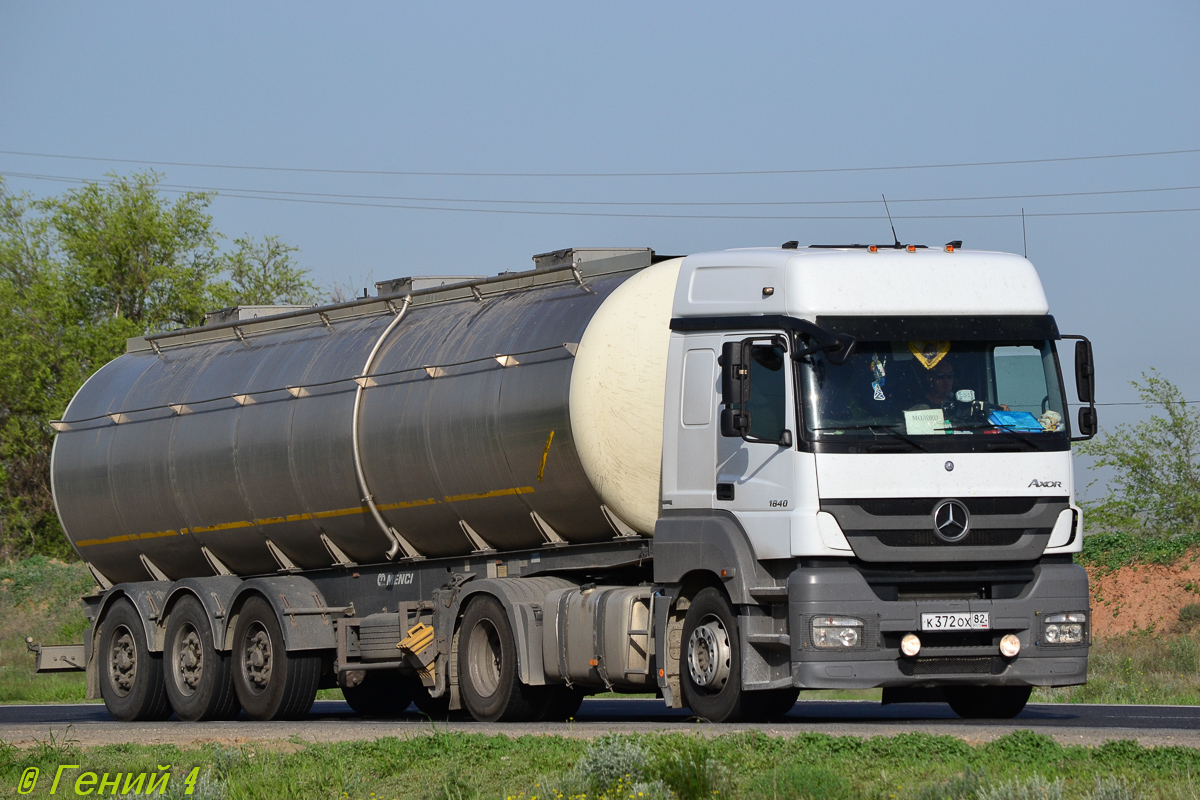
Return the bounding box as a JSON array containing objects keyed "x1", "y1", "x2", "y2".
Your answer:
[{"x1": 2, "y1": 2, "x2": 1199, "y2": 482}]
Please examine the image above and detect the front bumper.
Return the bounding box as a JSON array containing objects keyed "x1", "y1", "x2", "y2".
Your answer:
[{"x1": 787, "y1": 560, "x2": 1089, "y2": 689}]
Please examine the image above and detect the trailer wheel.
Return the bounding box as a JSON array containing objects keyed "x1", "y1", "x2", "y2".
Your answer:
[
  {"x1": 164, "y1": 596, "x2": 240, "y2": 721},
  {"x1": 945, "y1": 685, "x2": 1032, "y2": 719},
  {"x1": 342, "y1": 672, "x2": 416, "y2": 717},
  {"x1": 231, "y1": 596, "x2": 320, "y2": 720},
  {"x1": 680, "y1": 587, "x2": 746, "y2": 722},
  {"x1": 458, "y1": 595, "x2": 544, "y2": 721},
  {"x1": 98, "y1": 598, "x2": 172, "y2": 721}
]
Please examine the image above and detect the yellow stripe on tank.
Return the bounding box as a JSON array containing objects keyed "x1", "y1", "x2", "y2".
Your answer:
[{"x1": 74, "y1": 487, "x2": 536, "y2": 548}]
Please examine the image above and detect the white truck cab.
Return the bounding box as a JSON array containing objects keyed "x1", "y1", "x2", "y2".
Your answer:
[{"x1": 656, "y1": 242, "x2": 1093, "y2": 716}]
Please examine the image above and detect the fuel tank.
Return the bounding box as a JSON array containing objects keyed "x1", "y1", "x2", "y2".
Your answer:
[{"x1": 51, "y1": 252, "x2": 682, "y2": 583}]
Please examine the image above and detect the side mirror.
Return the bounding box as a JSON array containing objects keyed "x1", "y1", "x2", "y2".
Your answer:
[
  {"x1": 1063, "y1": 334, "x2": 1097, "y2": 442},
  {"x1": 720, "y1": 341, "x2": 749, "y2": 437},
  {"x1": 720, "y1": 407, "x2": 750, "y2": 437},
  {"x1": 1074, "y1": 340, "x2": 1095, "y2": 404},
  {"x1": 1077, "y1": 406, "x2": 1098, "y2": 438},
  {"x1": 827, "y1": 334, "x2": 858, "y2": 366}
]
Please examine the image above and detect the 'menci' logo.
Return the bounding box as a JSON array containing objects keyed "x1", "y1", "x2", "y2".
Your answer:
[{"x1": 1028, "y1": 479, "x2": 1063, "y2": 488}]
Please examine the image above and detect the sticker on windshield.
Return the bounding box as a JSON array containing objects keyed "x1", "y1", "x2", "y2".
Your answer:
[
  {"x1": 870, "y1": 354, "x2": 887, "y2": 401},
  {"x1": 909, "y1": 340, "x2": 951, "y2": 370},
  {"x1": 904, "y1": 408, "x2": 947, "y2": 435}
]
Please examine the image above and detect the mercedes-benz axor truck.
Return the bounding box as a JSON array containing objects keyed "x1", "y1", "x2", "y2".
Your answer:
[{"x1": 33, "y1": 242, "x2": 1096, "y2": 723}]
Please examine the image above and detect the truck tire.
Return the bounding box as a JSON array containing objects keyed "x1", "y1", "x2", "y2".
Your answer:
[
  {"x1": 342, "y1": 672, "x2": 416, "y2": 717},
  {"x1": 163, "y1": 596, "x2": 240, "y2": 721},
  {"x1": 945, "y1": 685, "x2": 1032, "y2": 719},
  {"x1": 458, "y1": 595, "x2": 544, "y2": 722},
  {"x1": 231, "y1": 596, "x2": 320, "y2": 720},
  {"x1": 98, "y1": 598, "x2": 172, "y2": 722},
  {"x1": 679, "y1": 587, "x2": 747, "y2": 722}
]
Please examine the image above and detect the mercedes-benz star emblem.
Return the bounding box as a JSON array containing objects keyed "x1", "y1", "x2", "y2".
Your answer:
[
  {"x1": 944, "y1": 461, "x2": 954, "y2": 472},
  {"x1": 932, "y1": 499, "x2": 970, "y2": 542}
]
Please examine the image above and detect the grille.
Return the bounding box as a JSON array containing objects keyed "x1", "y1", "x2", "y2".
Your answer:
[
  {"x1": 856, "y1": 497, "x2": 1040, "y2": 517},
  {"x1": 864, "y1": 529, "x2": 1029, "y2": 547},
  {"x1": 899, "y1": 656, "x2": 1006, "y2": 676},
  {"x1": 884, "y1": 631, "x2": 994, "y2": 649}
]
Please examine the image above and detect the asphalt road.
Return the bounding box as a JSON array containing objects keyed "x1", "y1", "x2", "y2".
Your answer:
[{"x1": 2, "y1": 699, "x2": 1199, "y2": 747}]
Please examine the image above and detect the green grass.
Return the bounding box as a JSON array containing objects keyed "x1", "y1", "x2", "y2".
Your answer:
[
  {"x1": 1036, "y1": 629, "x2": 1200, "y2": 705},
  {"x1": 1078, "y1": 532, "x2": 1200, "y2": 575},
  {"x1": 0, "y1": 556, "x2": 95, "y2": 704},
  {"x1": 1, "y1": 730, "x2": 1198, "y2": 800}
]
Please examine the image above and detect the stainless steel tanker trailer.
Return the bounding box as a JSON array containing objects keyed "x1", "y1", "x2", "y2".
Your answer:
[{"x1": 33, "y1": 243, "x2": 1097, "y2": 723}]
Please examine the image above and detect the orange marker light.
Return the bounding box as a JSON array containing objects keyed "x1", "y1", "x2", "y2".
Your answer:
[
  {"x1": 907, "y1": 245, "x2": 916, "y2": 252},
  {"x1": 868, "y1": 245, "x2": 878, "y2": 253},
  {"x1": 659, "y1": 668, "x2": 665, "y2": 677},
  {"x1": 945, "y1": 244, "x2": 955, "y2": 252}
]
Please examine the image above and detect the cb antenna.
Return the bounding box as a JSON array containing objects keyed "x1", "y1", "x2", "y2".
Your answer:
[
  {"x1": 1021, "y1": 207, "x2": 1028, "y2": 258},
  {"x1": 882, "y1": 194, "x2": 901, "y2": 248}
]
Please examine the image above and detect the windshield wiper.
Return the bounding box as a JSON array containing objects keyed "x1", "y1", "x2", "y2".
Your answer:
[
  {"x1": 946, "y1": 422, "x2": 1045, "y2": 451},
  {"x1": 810, "y1": 424, "x2": 928, "y2": 452}
]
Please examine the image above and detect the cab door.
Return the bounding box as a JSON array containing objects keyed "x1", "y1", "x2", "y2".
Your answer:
[{"x1": 715, "y1": 335, "x2": 796, "y2": 559}]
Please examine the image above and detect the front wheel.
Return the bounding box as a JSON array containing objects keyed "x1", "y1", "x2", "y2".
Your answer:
[
  {"x1": 231, "y1": 596, "x2": 320, "y2": 720},
  {"x1": 945, "y1": 685, "x2": 1032, "y2": 719},
  {"x1": 680, "y1": 587, "x2": 747, "y2": 722}
]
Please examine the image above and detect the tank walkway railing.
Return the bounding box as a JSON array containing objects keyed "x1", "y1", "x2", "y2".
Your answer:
[
  {"x1": 49, "y1": 341, "x2": 579, "y2": 432},
  {"x1": 142, "y1": 261, "x2": 591, "y2": 346}
]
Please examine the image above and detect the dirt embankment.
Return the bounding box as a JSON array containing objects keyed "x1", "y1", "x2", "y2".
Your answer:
[{"x1": 1087, "y1": 554, "x2": 1200, "y2": 637}]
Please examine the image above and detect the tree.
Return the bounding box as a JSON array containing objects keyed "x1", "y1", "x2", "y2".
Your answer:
[
  {"x1": 212, "y1": 235, "x2": 320, "y2": 307},
  {"x1": 0, "y1": 174, "x2": 317, "y2": 559},
  {"x1": 47, "y1": 171, "x2": 221, "y2": 334},
  {"x1": 1077, "y1": 370, "x2": 1200, "y2": 538}
]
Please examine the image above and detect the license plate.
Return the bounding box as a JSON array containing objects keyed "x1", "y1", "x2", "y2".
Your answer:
[{"x1": 920, "y1": 612, "x2": 990, "y2": 631}]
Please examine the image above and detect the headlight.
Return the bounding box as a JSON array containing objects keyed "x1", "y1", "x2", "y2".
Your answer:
[
  {"x1": 1043, "y1": 612, "x2": 1087, "y2": 645},
  {"x1": 812, "y1": 616, "x2": 864, "y2": 649}
]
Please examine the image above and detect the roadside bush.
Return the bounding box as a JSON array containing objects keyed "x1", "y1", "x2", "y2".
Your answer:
[
  {"x1": 745, "y1": 762, "x2": 852, "y2": 799},
  {"x1": 913, "y1": 766, "x2": 988, "y2": 800},
  {"x1": 1167, "y1": 635, "x2": 1200, "y2": 673},
  {"x1": 1087, "y1": 776, "x2": 1139, "y2": 800},
  {"x1": 574, "y1": 734, "x2": 648, "y2": 792},
  {"x1": 650, "y1": 736, "x2": 725, "y2": 800},
  {"x1": 427, "y1": 771, "x2": 478, "y2": 800},
  {"x1": 977, "y1": 774, "x2": 1063, "y2": 800},
  {"x1": 1178, "y1": 603, "x2": 1200, "y2": 630}
]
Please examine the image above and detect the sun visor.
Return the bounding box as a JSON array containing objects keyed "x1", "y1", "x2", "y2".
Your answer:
[{"x1": 814, "y1": 315, "x2": 1059, "y2": 341}]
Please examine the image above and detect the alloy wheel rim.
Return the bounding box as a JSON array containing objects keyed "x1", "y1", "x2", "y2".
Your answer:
[{"x1": 687, "y1": 615, "x2": 732, "y2": 691}]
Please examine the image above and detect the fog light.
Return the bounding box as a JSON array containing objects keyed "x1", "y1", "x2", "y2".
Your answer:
[
  {"x1": 1000, "y1": 634, "x2": 1021, "y2": 657},
  {"x1": 900, "y1": 633, "x2": 921, "y2": 657},
  {"x1": 812, "y1": 616, "x2": 864, "y2": 649}
]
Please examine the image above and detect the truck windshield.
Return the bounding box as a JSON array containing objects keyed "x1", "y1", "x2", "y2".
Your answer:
[{"x1": 800, "y1": 340, "x2": 1068, "y2": 448}]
